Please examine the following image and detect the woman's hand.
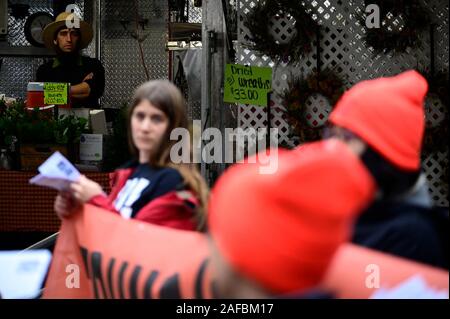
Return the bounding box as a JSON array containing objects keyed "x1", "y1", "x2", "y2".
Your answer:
[
  {"x1": 54, "y1": 191, "x2": 81, "y2": 220},
  {"x1": 70, "y1": 175, "x2": 105, "y2": 203}
]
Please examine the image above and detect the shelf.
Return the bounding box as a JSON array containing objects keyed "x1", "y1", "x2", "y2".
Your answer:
[
  {"x1": 168, "y1": 22, "x2": 202, "y2": 42},
  {"x1": 0, "y1": 43, "x2": 56, "y2": 57}
]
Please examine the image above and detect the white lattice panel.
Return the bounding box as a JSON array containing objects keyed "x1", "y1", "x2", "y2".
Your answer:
[
  {"x1": 236, "y1": 0, "x2": 449, "y2": 206},
  {"x1": 301, "y1": 0, "x2": 339, "y2": 27},
  {"x1": 237, "y1": 0, "x2": 318, "y2": 148},
  {"x1": 424, "y1": 151, "x2": 449, "y2": 207},
  {"x1": 425, "y1": 93, "x2": 447, "y2": 127},
  {"x1": 268, "y1": 13, "x2": 298, "y2": 45}
]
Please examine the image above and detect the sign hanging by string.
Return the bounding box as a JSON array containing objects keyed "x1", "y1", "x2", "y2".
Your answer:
[
  {"x1": 224, "y1": 64, "x2": 272, "y2": 107},
  {"x1": 44, "y1": 82, "x2": 69, "y2": 105}
]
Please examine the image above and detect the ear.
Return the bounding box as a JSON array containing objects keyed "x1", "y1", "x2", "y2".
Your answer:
[{"x1": 53, "y1": 40, "x2": 57, "y2": 45}]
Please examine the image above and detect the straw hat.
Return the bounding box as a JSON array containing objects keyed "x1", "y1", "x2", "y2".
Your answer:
[{"x1": 43, "y1": 12, "x2": 93, "y2": 50}]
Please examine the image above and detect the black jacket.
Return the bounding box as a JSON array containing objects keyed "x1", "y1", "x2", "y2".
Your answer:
[
  {"x1": 36, "y1": 55, "x2": 105, "y2": 108},
  {"x1": 352, "y1": 180, "x2": 449, "y2": 270}
]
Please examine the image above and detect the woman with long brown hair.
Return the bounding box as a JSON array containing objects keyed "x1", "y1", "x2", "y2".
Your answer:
[{"x1": 54, "y1": 80, "x2": 208, "y2": 231}]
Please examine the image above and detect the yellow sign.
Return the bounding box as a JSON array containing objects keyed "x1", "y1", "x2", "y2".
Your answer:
[
  {"x1": 44, "y1": 83, "x2": 69, "y2": 105},
  {"x1": 224, "y1": 64, "x2": 272, "y2": 107}
]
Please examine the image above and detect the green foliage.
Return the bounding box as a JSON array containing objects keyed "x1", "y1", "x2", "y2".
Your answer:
[
  {"x1": 54, "y1": 115, "x2": 89, "y2": 145},
  {"x1": 0, "y1": 98, "x2": 4, "y2": 114},
  {"x1": 17, "y1": 118, "x2": 55, "y2": 144},
  {"x1": 0, "y1": 100, "x2": 27, "y2": 147},
  {"x1": 0, "y1": 100, "x2": 89, "y2": 146}
]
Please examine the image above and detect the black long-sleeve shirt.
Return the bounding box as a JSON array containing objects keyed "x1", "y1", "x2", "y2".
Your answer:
[
  {"x1": 352, "y1": 202, "x2": 449, "y2": 270},
  {"x1": 36, "y1": 55, "x2": 105, "y2": 108}
]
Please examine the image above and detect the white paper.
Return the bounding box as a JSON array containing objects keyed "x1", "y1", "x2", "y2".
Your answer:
[
  {"x1": 29, "y1": 175, "x2": 73, "y2": 191},
  {"x1": 90, "y1": 110, "x2": 108, "y2": 135},
  {"x1": 370, "y1": 275, "x2": 449, "y2": 299},
  {"x1": 29, "y1": 151, "x2": 80, "y2": 191},
  {"x1": 0, "y1": 250, "x2": 52, "y2": 299},
  {"x1": 80, "y1": 134, "x2": 103, "y2": 161}
]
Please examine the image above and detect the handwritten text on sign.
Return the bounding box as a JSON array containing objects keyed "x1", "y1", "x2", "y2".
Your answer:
[
  {"x1": 44, "y1": 83, "x2": 69, "y2": 105},
  {"x1": 224, "y1": 64, "x2": 272, "y2": 107}
]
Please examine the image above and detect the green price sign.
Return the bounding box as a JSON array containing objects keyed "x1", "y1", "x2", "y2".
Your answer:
[
  {"x1": 44, "y1": 82, "x2": 69, "y2": 105},
  {"x1": 224, "y1": 64, "x2": 272, "y2": 107}
]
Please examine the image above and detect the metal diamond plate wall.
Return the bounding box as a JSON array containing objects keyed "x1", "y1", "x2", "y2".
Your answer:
[
  {"x1": 6, "y1": 0, "x2": 87, "y2": 47},
  {"x1": 0, "y1": 1, "x2": 91, "y2": 99},
  {"x1": 187, "y1": 0, "x2": 202, "y2": 23},
  {"x1": 1, "y1": 1, "x2": 54, "y2": 99},
  {"x1": 0, "y1": 57, "x2": 47, "y2": 99},
  {"x1": 100, "y1": 0, "x2": 169, "y2": 108},
  {"x1": 78, "y1": 0, "x2": 96, "y2": 58},
  {"x1": 1, "y1": 1, "x2": 168, "y2": 105},
  {"x1": 236, "y1": 0, "x2": 449, "y2": 206},
  {"x1": 7, "y1": 1, "x2": 54, "y2": 47}
]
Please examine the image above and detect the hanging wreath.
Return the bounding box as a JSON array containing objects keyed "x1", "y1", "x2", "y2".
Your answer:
[
  {"x1": 422, "y1": 71, "x2": 449, "y2": 155},
  {"x1": 362, "y1": 0, "x2": 431, "y2": 54},
  {"x1": 243, "y1": 0, "x2": 317, "y2": 64},
  {"x1": 280, "y1": 69, "x2": 346, "y2": 143}
]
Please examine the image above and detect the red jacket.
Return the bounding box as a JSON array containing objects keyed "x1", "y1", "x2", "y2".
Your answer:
[{"x1": 89, "y1": 167, "x2": 199, "y2": 231}]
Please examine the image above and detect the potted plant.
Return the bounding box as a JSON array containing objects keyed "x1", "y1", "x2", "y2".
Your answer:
[
  {"x1": 0, "y1": 100, "x2": 26, "y2": 169},
  {"x1": 15, "y1": 107, "x2": 89, "y2": 170},
  {"x1": 54, "y1": 114, "x2": 89, "y2": 163}
]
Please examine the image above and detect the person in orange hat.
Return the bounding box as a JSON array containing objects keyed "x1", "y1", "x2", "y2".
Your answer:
[
  {"x1": 325, "y1": 70, "x2": 448, "y2": 269},
  {"x1": 36, "y1": 12, "x2": 105, "y2": 108},
  {"x1": 208, "y1": 140, "x2": 376, "y2": 298}
]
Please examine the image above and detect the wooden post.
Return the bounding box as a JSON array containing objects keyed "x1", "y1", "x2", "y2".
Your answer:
[{"x1": 202, "y1": 0, "x2": 235, "y2": 185}]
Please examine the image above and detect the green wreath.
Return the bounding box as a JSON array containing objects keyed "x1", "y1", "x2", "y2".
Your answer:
[
  {"x1": 363, "y1": 0, "x2": 431, "y2": 54},
  {"x1": 280, "y1": 69, "x2": 346, "y2": 143},
  {"x1": 244, "y1": 0, "x2": 317, "y2": 64}
]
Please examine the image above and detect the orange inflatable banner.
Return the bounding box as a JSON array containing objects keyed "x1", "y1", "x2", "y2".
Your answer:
[
  {"x1": 322, "y1": 244, "x2": 448, "y2": 298},
  {"x1": 43, "y1": 204, "x2": 448, "y2": 299},
  {"x1": 43, "y1": 204, "x2": 214, "y2": 299}
]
